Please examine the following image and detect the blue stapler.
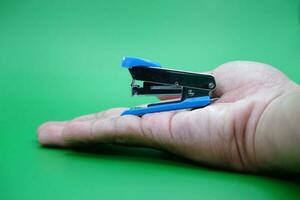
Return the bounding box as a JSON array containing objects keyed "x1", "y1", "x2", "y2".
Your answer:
[{"x1": 121, "y1": 57, "x2": 216, "y2": 116}]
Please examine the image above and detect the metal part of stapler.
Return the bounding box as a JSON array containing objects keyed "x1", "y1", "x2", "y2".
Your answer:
[{"x1": 121, "y1": 57, "x2": 216, "y2": 116}]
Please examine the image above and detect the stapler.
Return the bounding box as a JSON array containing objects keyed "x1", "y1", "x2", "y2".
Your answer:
[{"x1": 121, "y1": 57, "x2": 216, "y2": 116}]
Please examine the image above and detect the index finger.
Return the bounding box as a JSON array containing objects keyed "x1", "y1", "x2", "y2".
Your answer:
[{"x1": 38, "y1": 108, "x2": 185, "y2": 149}]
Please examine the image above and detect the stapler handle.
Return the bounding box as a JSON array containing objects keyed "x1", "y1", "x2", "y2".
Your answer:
[{"x1": 122, "y1": 56, "x2": 161, "y2": 68}]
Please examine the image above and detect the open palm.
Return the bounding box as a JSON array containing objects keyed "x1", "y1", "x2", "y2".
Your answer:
[{"x1": 38, "y1": 61, "x2": 297, "y2": 172}]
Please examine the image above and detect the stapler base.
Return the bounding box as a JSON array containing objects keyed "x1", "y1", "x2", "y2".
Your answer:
[{"x1": 121, "y1": 96, "x2": 211, "y2": 116}]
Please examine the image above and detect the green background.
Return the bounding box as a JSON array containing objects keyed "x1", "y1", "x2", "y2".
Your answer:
[{"x1": 0, "y1": 0, "x2": 299, "y2": 199}]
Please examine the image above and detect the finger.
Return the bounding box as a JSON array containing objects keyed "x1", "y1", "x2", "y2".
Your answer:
[
  {"x1": 72, "y1": 108, "x2": 127, "y2": 121},
  {"x1": 38, "y1": 108, "x2": 127, "y2": 146},
  {"x1": 38, "y1": 109, "x2": 187, "y2": 149},
  {"x1": 67, "y1": 110, "x2": 185, "y2": 149}
]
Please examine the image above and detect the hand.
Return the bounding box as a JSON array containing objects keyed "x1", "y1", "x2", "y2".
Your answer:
[{"x1": 38, "y1": 61, "x2": 300, "y2": 173}]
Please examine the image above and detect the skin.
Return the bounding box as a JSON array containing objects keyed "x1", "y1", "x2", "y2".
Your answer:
[{"x1": 38, "y1": 61, "x2": 300, "y2": 174}]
